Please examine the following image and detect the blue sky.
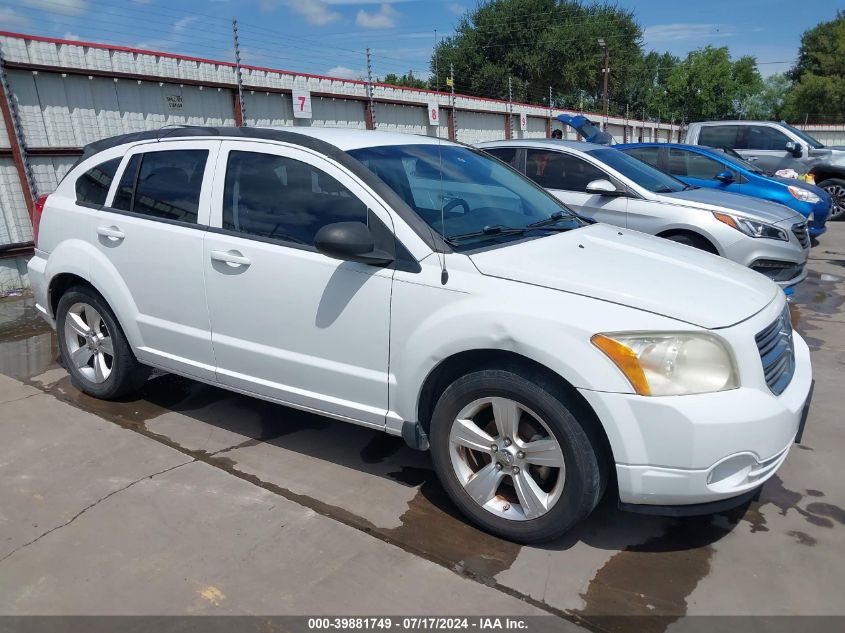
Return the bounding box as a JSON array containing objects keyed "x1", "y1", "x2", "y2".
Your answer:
[{"x1": 0, "y1": 0, "x2": 838, "y2": 86}]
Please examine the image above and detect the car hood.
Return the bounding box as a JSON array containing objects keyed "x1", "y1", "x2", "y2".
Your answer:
[
  {"x1": 658, "y1": 188, "x2": 803, "y2": 224},
  {"x1": 468, "y1": 223, "x2": 779, "y2": 329}
]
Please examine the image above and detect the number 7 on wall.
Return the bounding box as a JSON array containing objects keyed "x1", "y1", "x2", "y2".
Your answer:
[{"x1": 292, "y1": 89, "x2": 313, "y2": 119}]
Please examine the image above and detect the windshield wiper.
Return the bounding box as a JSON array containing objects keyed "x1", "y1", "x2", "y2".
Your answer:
[
  {"x1": 527, "y1": 210, "x2": 590, "y2": 227},
  {"x1": 681, "y1": 184, "x2": 698, "y2": 191},
  {"x1": 446, "y1": 224, "x2": 527, "y2": 244}
]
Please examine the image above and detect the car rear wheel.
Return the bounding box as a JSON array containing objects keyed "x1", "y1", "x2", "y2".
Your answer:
[
  {"x1": 429, "y1": 367, "x2": 605, "y2": 543},
  {"x1": 57, "y1": 286, "x2": 150, "y2": 399},
  {"x1": 818, "y1": 178, "x2": 845, "y2": 221}
]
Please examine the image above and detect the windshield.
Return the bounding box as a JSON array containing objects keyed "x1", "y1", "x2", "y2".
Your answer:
[
  {"x1": 348, "y1": 144, "x2": 582, "y2": 249},
  {"x1": 588, "y1": 148, "x2": 687, "y2": 193},
  {"x1": 781, "y1": 122, "x2": 825, "y2": 149},
  {"x1": 710, "y1": 148, "x2": 766, "y2": 174}
]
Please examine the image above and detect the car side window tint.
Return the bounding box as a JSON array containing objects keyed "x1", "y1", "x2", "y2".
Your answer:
[
  {"x1": 745, "y1": 126, "x2": 790, "y2": 151},
  {"x1": 697, "y1": 126, "x2": 740, "y2": 149},
  {"x1": 525, "y1": 149, "x2": 606, "y2": 192},
  {"x1": 623, "y1": 147, "x2": 659, "y2": 168},
  {"x1": 75, "y1": 158, "x2": 121, "y2": 206},
  {"x1": 111, "y1": 150, "x2": 207, "y2": 225},
  {"x1": 484, "y1": 147, "x2": 520, "y2": 170},
  {"x1": 222, "y1": 150, "x2": 367, "y2": 246},
  {"x1": 668, "y1": 150, "x2": 727, "y2": 179}
]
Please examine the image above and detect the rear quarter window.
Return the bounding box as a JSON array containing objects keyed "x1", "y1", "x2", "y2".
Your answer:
[
  {"x1": 698, "y1": 126, "x2": 741, "y2": 149},
  {"x1": 75, "y1": 158, "x2": 121, "y2": 207}
]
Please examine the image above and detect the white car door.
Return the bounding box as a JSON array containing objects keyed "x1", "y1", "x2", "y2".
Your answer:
[
  {"x1": 97, "y1": 141, "x2": 220, "y2": 381},
  {"x1": 204, "y1": 140, "x2": 394, "y2": 428},
  {"x1": 524, "y1": 148, "x2": 628, "y2": 226}
]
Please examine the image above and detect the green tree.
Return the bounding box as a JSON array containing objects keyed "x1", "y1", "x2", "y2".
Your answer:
[
  {"x1": 430, "y1": 0, "x2": 643, "y2": 114},
  {"x1": 664, "y1": 46, "x2": 762, "y2": 122},
  {"x1": 741, "y1": 73, "x2": 790, "y2": 120},
  {"x1": 382, "y1": 72, "x2": 428, "y2": 90},
  {"x1": 782, "y1": 11, "x2": 845, "y2": 123}
]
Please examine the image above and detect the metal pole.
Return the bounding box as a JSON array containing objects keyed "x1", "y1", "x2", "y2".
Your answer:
[
  {"x1": 602, "y1": 45, "x2": 609, "y2": 129},
  {"x1": 232, "y1": 17, "x2": 246, "y2": 126},
  {"x1": 450, "y1": 62, "x2": 456, "y2": 141},
  {"x1": 0, "y1": 42, "x2": 37, "y2": 216},
  {"x1": 366, "y1": 47, "x2": 376, "y2": 129},
  {"x1": 508, "y1": 76, "x2": 513, "y2": 139}
]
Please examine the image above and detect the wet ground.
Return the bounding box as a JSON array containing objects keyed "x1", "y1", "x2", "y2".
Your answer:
[{"x1": 1, "y1": 226, "x2": 844, "y2": 629}]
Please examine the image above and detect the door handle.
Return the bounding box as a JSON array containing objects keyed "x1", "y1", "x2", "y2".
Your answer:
[
  {"x1": 210, "y1": 249, "x2": 251, "y2": 267},
  {"x1": 97, "y1": 225, "x2": 125, "y2": 240}
]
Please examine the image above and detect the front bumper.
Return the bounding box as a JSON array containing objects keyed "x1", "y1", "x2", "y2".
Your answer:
[{"x1": 578, "y1": 329, "x2": 812, "y2": 507}]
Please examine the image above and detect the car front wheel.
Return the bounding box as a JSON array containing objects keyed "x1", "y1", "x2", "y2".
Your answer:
[{"x1": 429, "y1": 367, "x2": 606, "y2": 543}]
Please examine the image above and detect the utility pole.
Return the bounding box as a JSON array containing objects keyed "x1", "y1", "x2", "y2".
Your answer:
[
  {"x1": 365, "y1": 47, "x2": 376, "y2": 130},
  {"x1": 624, "y1": 102, "x2": 629, "y2": 143},
  {"x1": 548, "y1": 85, "x2": 553, "y2": 138},
  {"x1": 598, "y1": 38, "x2": 609, "y2": 130},
  {"x1": 232, "y1": 17, "x2": 246, "y2": 126},
  {"x1": 507, "y1": 76, "x2": 514, "y2": 139},
  {"x1": 450, "y1": 62, "x2": 456, "y2": 141}
]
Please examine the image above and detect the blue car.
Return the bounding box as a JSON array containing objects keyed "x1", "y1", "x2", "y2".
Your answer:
[{"x1": 617, "y1": 142, "x2": 830, "y2": 239}]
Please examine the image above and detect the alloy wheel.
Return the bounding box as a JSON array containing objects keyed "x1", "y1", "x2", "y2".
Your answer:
[
  {"x1": 63, "y1": 302, "x2": 114, "y2": 384},
  {"x1": 823, "y1": 183, "x2": 845, "y2": 220},
  {"x1": 448, "y1": 397, "x2": 565, "y2": 521}
]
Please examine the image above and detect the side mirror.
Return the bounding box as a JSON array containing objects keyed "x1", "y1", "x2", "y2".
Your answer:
[
  {"x1": 785, "y1": 141, "x2": 803, "y2": 157},
  {"x1": 715, "y1": 170, "x2": 735, "y2": 184},
  {"x1": 314, "y1": 221, "x2": 394, "y2": 266},
  {"x1": 585, "y1": 179, "x2": 624, "y2": 196}
]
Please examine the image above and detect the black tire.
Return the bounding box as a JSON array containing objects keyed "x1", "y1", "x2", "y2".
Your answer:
[
  {"x1": 664, "y1": 232, "x2": 718, "y2": 253},
  {"x1": 428, "y1": 366, "x2": 606, "y2": 543},
  {"x1": 817, "y1": 178, "x2": 845, "y2": 221},
  {"x1": 56, "y1": 286, "x2": 150, "y2": 399}
]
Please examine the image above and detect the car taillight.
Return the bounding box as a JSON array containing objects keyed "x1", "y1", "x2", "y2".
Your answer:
[{"x1": 33, "y1": 194, "x2": 48, "y2": 247}]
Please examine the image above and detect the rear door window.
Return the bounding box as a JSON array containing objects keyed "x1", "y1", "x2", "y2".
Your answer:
[
  {"x1": 483, "y1": 147, "x2": 523, "y2": 172},
  {"x1": 112, "y1": 150, "x2": 208, "y2": 224},
  {"x1": 75, "y1": 157, "x2": 121, "y2": 207},
  {"x1": 668, "y1": 149, "x2": 729, "y2": 179},
  {"x1": 697, "y1": 126, "x2": 741, "y2": 149},
  {"x1": 525, "y1": 149, "x2": 607, "y2": 192}
]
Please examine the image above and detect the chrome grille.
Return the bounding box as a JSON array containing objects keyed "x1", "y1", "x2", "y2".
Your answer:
[
  {"x1": 792, "y1": 222, "x2": 810, "y2": 248},
  {"x1": 755, "y1": 308, "x2": 795, "y2": 395}
]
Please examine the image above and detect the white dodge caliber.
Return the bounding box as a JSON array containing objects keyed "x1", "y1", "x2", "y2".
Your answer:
[{"x1": 28, "y1": 127, "x2": 812, "y2": 543}]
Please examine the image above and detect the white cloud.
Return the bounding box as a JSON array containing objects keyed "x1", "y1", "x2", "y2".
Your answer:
[
  {"x1": 356, "y1": 4, "x2": 398, "y2": 29},
  {"x1": 63, "y1": 31, "x2": 81, "y2": 40},
  {"x1": 643, "y1": 23, "x2": 735, "y2": 44},
  {"x1": 289, "y1": 0, "x2": 342, "y2": 26},
  {"x1": 327, "y1": 65, "x2": 365, "y2": 80},
  {"x1": 173, "y1": 16, "x2": 198, "y2": 32},
  {"x1": 22, "y1": 0, "x2": 87, "y2": 15},
  {"x1": 0, "y1": 7, "x2": 30, "y2": 28},
  {"x1": 448, "y1": 3, "x2": 464, "y2": 15}
]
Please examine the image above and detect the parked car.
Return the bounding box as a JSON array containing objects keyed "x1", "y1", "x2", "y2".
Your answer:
[
  {"x1": 29, "y1": 127, "x2": 812, "y2": 543},
  {"x1": 477, "y1": 139, "x2": 811, "y2": 289},
  {"x1": 617, "y1": 142, "x2": 830, "y2": 240},
  {"x1": 684, "y1": 120, "x2": 845, "y2": 220}
]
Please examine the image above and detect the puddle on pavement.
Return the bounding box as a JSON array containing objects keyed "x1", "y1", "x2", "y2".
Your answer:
[{"x1": 0, "y1": 295, "x2": 58, "y2": 380}]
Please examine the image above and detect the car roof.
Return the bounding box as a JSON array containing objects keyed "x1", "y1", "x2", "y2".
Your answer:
[
  {"x1": 475, "y1": 139, "x2": 608, "y2": 152},
  {"x1": 77, "y1": 125, "x2": 457, "y2": 163}
]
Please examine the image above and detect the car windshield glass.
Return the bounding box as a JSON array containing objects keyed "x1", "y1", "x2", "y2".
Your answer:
[
  {"x1": 781, "y1": 122, "x2": 825, "y2": 149},
  {"x1": 348, "y1": 144, "x2": 582, "y2": 249},
  {"x1": 711, "y1": 148, "x2": 766, "y2": 174},
  {"x1": 588, "y1": 148, "x2": 686, "y2": 193}
]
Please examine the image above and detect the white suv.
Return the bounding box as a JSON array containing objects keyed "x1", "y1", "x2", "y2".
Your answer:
[{"x1": 28, "y1": 127, "x2": 812, "y2": 543}]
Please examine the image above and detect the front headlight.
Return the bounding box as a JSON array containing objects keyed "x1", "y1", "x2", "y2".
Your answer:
[
  {"x1": 713, "y1": 212, "x2": 788, "y2": 241},
  {"x1": 591, "y1": 332, "x2": 739, "y2": 396},
  {"x1": 788, "y1": 185, "x2": 820, "y2": 204}
]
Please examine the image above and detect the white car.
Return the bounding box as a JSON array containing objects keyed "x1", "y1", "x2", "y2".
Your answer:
[{"x1": 28, "y1": 127, "x2": 812, "y2": 543}]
